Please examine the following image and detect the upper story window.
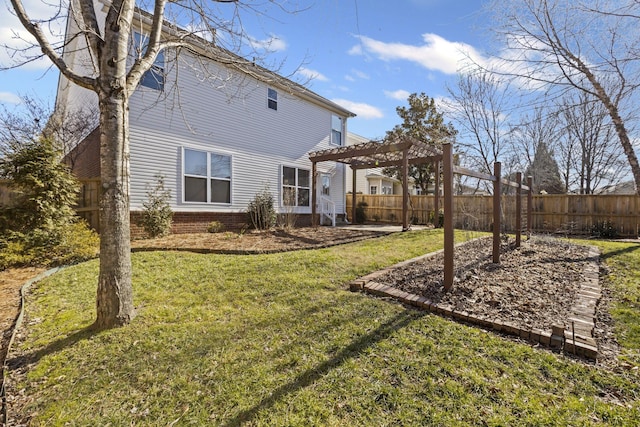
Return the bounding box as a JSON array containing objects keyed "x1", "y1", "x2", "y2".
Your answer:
[
  {"x1": 268, "y1": 88, "x2": 278, "y2": 110},
  {"x1": 183, "y1": 148, "x2": 232, "y2": 204},
  {"x1": 132, "y1": 32, "x2": 165, "y2": 90},
  {"x1": 331, "y1": 115, "x2": 343, "y2": 146}
]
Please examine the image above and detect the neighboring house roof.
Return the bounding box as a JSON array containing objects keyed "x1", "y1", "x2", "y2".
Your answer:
[
  {"x1": 365, "y1": 172, "x2": 400, "y2": 183},
  {"x1": 594, "y1": 181, "x2": 636, "y2": 195}
]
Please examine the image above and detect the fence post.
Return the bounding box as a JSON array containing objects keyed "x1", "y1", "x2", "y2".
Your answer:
[
  {"x1": 516, "y1": 172, "x2": 522, "y2": 248},
  {"x1": 443, "y1": 143, "x2": 454, "y2": 291},
  {"x1": 402, "y1": 148, "x2": 409, "y2": 231},
  {"x1": 493, "y1": 162, "x2": 501, "y2": 264},
  {"x1": 434, "y1": 160, "x2": 440, "y2": 227},
  {"x1": 312, "y1": 161, "x2": 317, "y2": 227},
  {"x1": 527, "y1": 176, "x2": 533, "y2": 238}
]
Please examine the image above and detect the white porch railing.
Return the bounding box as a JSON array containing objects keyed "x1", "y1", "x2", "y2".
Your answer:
[{"x1": 319, "y1": 196, "x2": 336, "y2": 226}]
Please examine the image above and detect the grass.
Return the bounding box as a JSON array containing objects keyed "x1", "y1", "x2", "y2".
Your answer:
[
  {"x1": 10, "y1": 229, "x2": 640, "y2": 425},
  {"x1": 583, "y1": 239, "x2": 640, "y2": 366}
]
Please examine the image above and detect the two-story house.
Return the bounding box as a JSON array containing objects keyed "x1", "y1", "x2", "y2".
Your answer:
[{"x1": 57, "y1": 0, "x2": 354, "y2": 234}]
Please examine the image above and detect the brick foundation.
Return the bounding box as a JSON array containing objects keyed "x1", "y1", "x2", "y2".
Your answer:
[{"x1": 130, "y1": 211, "x2": 315, "y2": 239}]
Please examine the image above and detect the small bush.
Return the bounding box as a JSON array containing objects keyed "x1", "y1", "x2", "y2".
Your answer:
[
  {"x1": 591, "y1": 220, "x2": 618, "y2": 239},
  {"x1": 429, "y1": 209, "x2": 444, "y2": 227},
  {"x1": 207, "y1": 221, "x2": 225, "y2": 233},
  {"x1": 138, "y1": 175, "x2": 173, "y2": 238},
  {"x1": 247, "y1": 186, "x2": 276, "y2": 230},
  {"x1": 355, "y1": 201, "x2": 368, "y2": 224},
  {"x1": 0, "y1": 220, "x2": 99, "y2": 270}
]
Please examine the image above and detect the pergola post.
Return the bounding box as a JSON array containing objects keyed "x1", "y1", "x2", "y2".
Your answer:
[
  {"x1": 434, "y1": 160, "x2": 440, "y2": 227},
  {"x1": 493, "y1": 161, "x2": 502, "y2": 263},
  {"x1": 527, "y1": 175, "x2": 533, "y2": 238},
  {"x1": 312, "y1": 161, "x2": 317, "y2": 227},
  {"x1": 516, "y1": 171, "x2": 522, "y2": 248},
  {"x1": 351, "y1": 166, "x2": 357, "y2": 223},
  {"x1": 443, "y1": 143, "x2": 454, "y2": 291},
  {"x1": 402, "y1": 148, "x2": 409, "y2": 231}
]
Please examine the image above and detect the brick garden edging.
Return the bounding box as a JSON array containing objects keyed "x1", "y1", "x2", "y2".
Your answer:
[{"x1": 349, "y1": 241, "x2": 601, "y2": 360}]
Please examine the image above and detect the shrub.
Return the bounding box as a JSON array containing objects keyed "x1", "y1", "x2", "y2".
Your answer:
[
  {"x1": 207, "y1": 221, "x2": 225, "y2": 233},
  {"x1": 355, "y1": 201, "x2": 368, "y2": 224},
  {"x1": 591, "y1": 220, "x2": 618, "y2": 239},
  {"x1": 0, "y1": 138, "x2": 79, "y2": 233},
  {"x1": 0, "y1": 220, "x2": 99, "y2": 270},
  {"x1": 138, "y1": 175, "x2": 173, "y2": 238},
  {"x1": 247, "y1": 186, "x2": 276, "y2": 230}
]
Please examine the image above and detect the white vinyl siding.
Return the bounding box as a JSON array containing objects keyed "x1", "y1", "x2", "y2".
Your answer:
[{"x1": 68, "y1": 47, "x2": 347, "y2": 214}]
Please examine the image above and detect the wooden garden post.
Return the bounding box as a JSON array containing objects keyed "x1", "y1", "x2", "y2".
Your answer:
[
  {"x1": 352, "y1": 166, "x2": 357, "y2": 223},
  {"x1": 527, "y1": 176, "x2": 533, "y2": 238},
  {"x1": 516, "y1": 172, "x2": 522, "y2": 248},
  {"x1": 443, "y1": 143, "x2": 454, "y2": 291},
  {"x1": 493, "y1": 162, "x2": 501, "y2": 264},
  {"x1": 312, "y1": 161, "x2": 317, "y2": 227},
  {"x1": 402, "y1": 148, "x2": 409, "y2": 231},
  {"x1": 434, "y1": 160, "x2": 440, "y2": 227}
]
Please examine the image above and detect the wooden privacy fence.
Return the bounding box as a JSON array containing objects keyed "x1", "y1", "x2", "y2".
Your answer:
[
  {"x1": 347, "y1": 193, "x2": 640, "y2": 238},
  {"x1": 75, "y1": 178, "x2": 101, "y2": 231}
]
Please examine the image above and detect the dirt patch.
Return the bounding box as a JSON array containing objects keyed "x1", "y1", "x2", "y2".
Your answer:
[
  {"x1": 0, "y1": 268, "x2": 46, "y2": 367},
  {"x1": 377, "y1": 237, "x2": 589, "y2": 331},
  {"x1": 131, "y1": 227, "x2": 391, "y2": 253},
  {"x1": 369, "y1": 236, "x2": 617, "y2": 362}
]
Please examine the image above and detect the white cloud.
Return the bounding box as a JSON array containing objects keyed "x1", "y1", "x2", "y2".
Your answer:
[
  {"x1": 384, "y1": 89, "x2": 410, "y2": 101},
  {"x1": 297, "y1": 67, "x2": 328, "y2": 82},
  {"x1": 351, "y1": 69, "x2": 369, "y2": 80},
  {"x1": 0, "y1": 1, "x2": 65, "y2": 70},
  {"x1": 349, "y1": 33, "x2": 487, "y2": 74},
  {"x1": 0, "y1": 91, "x2": 22, "y2": 104},
  {"x1": 331, "y1": 98, "x2": 384, "y2": 119},
  {"x1": 247, "y1": 33, "x2": 287, "y2": 53}
]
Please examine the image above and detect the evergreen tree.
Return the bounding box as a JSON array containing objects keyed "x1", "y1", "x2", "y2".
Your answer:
[
  {"x1": 526, "y1": 142, "x2": 565, "y2": 194},
  {"x1": 383, "y1": 93, "x2": 457, "y2": 193}
]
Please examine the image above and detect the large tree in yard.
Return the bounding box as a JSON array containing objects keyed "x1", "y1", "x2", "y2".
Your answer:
[
  {"x1": 383, "y1": 93, "x2": 457, "y2": 193},
  {"x1": 5, "y1": 0, "x2": 289, "y2": 329},
  {"x1": 487, "y1": 0, "x2": 640, "y2": 195}
]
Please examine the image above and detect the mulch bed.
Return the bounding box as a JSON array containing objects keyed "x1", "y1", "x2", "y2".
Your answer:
[
  {"x1": 376, "y1": 236, "x2": 590, "y2": 332},
  {"x1": 131, "y1": 227, "x2": 391, "y2": 253}
]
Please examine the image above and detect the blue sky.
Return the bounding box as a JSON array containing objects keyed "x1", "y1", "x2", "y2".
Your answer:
[{"x1": 0, "y1": 0, "x2": 490, "y2": 140}]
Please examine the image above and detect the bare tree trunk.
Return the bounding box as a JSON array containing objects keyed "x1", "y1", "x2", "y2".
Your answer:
[{"x1": 94, "y1": 92, "x2": 135, "y2": 329}]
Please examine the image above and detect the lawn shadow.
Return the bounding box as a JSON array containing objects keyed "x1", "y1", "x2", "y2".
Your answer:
[
  {"x1": 223, "y1": 309, "x2": 422, "y2": 427},
  {"x1": 600, "y1": 242, "x2": 640, "y2": 260},
  {"x1": 5, "y1": 326, "x2": 96, "y2": 371}
]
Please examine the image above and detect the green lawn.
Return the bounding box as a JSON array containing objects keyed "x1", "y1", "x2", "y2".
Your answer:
[{"x1": 10, "y1": 230, "x2": 640, "y2": 426}]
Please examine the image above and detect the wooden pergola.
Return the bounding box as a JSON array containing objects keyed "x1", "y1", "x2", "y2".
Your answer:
[{"x1": 309, "y1": 136, "x2": 443, "y2": 230}]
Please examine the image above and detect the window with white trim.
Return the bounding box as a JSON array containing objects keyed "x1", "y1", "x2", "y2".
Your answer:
[
  {"x1": 282, "y1": 166, "x2": 310, "y2": 206},
  {"x1": 382, "y1": 185, "x2": 393, "y2": 195},
  {"x1": 370, "y1": 185, "x2": 377, "y2": 195},
  {"x1": 268, "y1": 88, "x2": 278, "y2": 110},
  {"x1": 321, "y1": 174, "x2": 331, "y2": 196},
  {"x1": 132, "y1": 32, "x2": 165, "y2": 90},
  {"x1": 331, "y1": 115, "x2": 343, "y2": 146},
  {"x1": 183, "y1": 148, "x2": 231, "y2": 204}
]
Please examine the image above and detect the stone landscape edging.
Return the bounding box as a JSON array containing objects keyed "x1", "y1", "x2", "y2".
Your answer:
[
  {"x1": 349, "y1": 238, "x2": 601, "y2": 361},
  {"x1": 1, "y1": 267, "x2": 62, "y2": 426}
]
